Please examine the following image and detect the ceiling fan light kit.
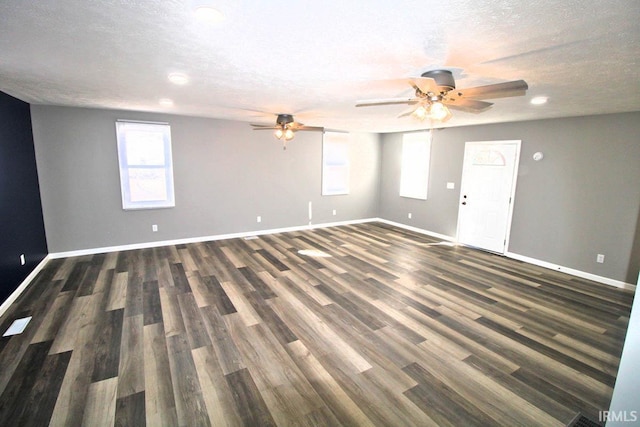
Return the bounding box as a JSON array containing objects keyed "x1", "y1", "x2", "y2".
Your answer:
[
  {"x1": 427, "y1": 102, "x2": 450, "y2": 121},
  {"x1": 412, "y1": 105, "x2": 428, "y2": 120},
  {"x1": 251, "y1": 113, "x2": 323, "y2": 149},
  {"x1": 274, "y1": 127, "x2": 294, "y2": 141},
  {"x1": 410, "y1": 102, "x2": 450, "y2": 121}
]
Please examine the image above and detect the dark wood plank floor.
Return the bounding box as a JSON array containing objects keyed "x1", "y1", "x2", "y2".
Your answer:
[{"x1": 0, "y1": 222, "x2": 633, "y2": 426}]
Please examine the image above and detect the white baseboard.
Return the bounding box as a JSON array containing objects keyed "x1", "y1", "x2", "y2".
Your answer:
[
  {"x1": 309, "y1": 217, "x2": 378, "y2": 230},
  {"x1": 3, "y1": 219, "x2": 379, "y2": 318},
  {"x1": 0, "y1": 255, "x2": 51, "y2": 319},
  {"x1": 376, "y1": 219, "x2": 456, "y2": 242},
  {"x1": 376, "y1": 219, "x2": 635, "y2": 290},
  {"x1": 49, "y1": 217, "x2": 379, "y2": 259},
  {"x1": 6, "y1": 219, "x2": 632, "y2": 321},
  {"x1": 505, "y1": 251, "x2": 636, "y2": 291}
]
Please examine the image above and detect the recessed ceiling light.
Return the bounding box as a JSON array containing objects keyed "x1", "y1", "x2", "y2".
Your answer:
[
  {"x1": 194, "y1": 6, "x2": 225, "y2": 23},
  {"x1": 168, "y1": 72, "x2": 189, "y2": 85},
  {"x1": 159, "y1": 98, "x2": 174, "y2": 107},
  {"x1": 530, "y1": 96, "x2": 548, "y2": 105}
]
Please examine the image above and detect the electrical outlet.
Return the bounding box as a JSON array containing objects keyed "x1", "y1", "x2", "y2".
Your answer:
[
  {"x1": 597, "y1": 254, "x2": 605, "y2": 263},
  {"x1": 332, "y1": 209, "x2": 337, "y2": 216},
  {"x1": 408, "y1": 213, "x2": 412, "y2": 219},
  {"x1": 20, "y1": 254, "x2": 26, "y2": 266},
  {"x1": 152, "y1": 224, "x2": 158, "y2": 232},
  {"x1": 446, "y1": 182, "x2": 455, "y2": 189},
  {"x1": 257, "y1": 216, "x2": 262, "y2": 223}
]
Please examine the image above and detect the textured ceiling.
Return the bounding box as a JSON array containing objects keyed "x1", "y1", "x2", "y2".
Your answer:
[{"x1": 1, "y1": 0, "x2": 639, "y2": 133}]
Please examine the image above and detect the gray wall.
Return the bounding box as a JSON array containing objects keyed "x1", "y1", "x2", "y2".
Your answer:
[
  {"x1": 30, "y1": 105, "x2": 380, "y2": 253},
  {"x1": 30, "y1": 105, "x2": 640, "y2": 285},
  {"x1": 379, "y1": 129, "x2": 464, "y2": 237},
  {"x1": 380, "y1": 112, "x2": 640, "y2": 284}
]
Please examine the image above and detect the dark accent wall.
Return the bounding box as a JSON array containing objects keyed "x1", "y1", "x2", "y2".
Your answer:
[{"x1": 0, "y1": 91, "x2": 48, "y2": 304}]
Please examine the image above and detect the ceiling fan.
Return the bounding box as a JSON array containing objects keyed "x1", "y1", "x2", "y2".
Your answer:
[
  {"x1": 251, "y1": 114, "x2": 324, "y2": 149},
  {"x1": 356, "y1": 69, "x2": 528, "y2": 123}
]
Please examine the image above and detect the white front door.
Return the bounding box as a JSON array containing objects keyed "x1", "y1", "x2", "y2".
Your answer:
[{"x1": 456, "y1": 140, "x2": 521, "y2": 254}]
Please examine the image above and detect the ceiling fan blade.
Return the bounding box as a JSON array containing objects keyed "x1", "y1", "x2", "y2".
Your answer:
[
  {"x1": 288, "y1": 121, "x2": 307, "y2": 130},
  {"x1": 452, "y1": 80, "x2": 528, "y2": 99},
  {"x1": 356, "y1": 97, "x2": 419, "y2": 107},
  {"x1": 282, "y1": 121, "x2": 323, "y2": 132},
  {"x1": 443, "y1": 98, "x2": 494, "y2": 113},
  {"x1": 408, "y1": 77, "x2": 437, "y2": 94},
  {"x1": 250, "y1": 123, "x2": 276, "y2": 128},
  {"x1": 297, "y1": 126, "x2": 325, "y2": 132},
  {"x1": 397, "y1": 105, "x2": 418, "y2": 118}
]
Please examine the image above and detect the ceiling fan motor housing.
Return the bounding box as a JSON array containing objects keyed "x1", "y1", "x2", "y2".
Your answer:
[
  {"x1": 421, "y1": 69, "x2": 456, "y2": 91},
  {"x1": 276, "y1": 114, "x2": 295, "y2": 126}
]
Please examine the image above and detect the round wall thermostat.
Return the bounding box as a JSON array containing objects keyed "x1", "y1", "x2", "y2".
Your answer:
[{"x1": 533, "y1": 152, "x2": 544, "y2": 161}]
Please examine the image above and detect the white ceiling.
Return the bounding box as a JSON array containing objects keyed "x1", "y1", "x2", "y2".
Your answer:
[{"x1": 1, "y1": 0, "x2": 639, "y2": 133}]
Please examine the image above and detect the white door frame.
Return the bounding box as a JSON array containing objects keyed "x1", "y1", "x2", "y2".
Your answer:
[{"x1": 455, "y1": 140, "x2": 521, "y2": 254}]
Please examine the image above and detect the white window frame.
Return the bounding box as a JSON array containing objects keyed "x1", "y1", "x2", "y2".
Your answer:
[
  {"x1": 322, "y1": 132, "x2": 350, "y2": 196},
  {"x1": 116, "y1": 120, "x2": 175, "y2": 210},
  {"x1": 400, "y1": 131, "x2": 431, "y2": 200}
]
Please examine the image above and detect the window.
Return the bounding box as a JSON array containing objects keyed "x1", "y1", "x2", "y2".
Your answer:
[
  {"x1": 116, "y1": 120, "x2": 175, "y2": 210},
  {"x1": 399, "y1": 131, "x2": 431, "y2": 200},
  {"x1": 322, "y1": 132, "x2": 350, "y2": 195}
]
